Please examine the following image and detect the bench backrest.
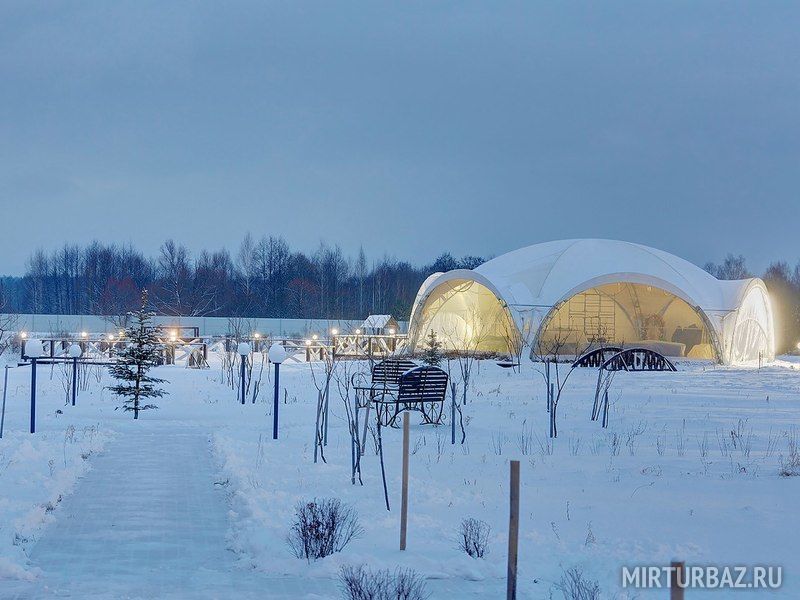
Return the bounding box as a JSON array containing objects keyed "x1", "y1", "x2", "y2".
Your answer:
[
  {"x1": 397, "y1": 366, "x2": 449, "y2": 403},
  {"x1": 372, "y1": 359, "x2": 419, "y2": 385}
]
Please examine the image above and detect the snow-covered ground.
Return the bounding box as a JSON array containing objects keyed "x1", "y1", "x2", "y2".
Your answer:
[{"x1": 0, "y1": 352, "x2": 799, "y2": 598}]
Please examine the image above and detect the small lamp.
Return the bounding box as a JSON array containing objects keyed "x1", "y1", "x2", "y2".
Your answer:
[
  {"x1": 268, "y1": 343, "x2": 288, "y2": 439},
  {"x1": 68, "y1": 344, "x2": 82, "y2": 406}
]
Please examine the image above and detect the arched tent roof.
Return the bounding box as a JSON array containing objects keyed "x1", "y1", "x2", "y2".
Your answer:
[
  {"x1": 408, "y1": 239, "x2": 774, "y2": 365},
  {"x1": 473, "y1": 239, "x2": 746, "y2": 312}
]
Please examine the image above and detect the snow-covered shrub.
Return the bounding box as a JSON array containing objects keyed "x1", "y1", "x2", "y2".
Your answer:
[
  {"x1": 287, "y1": 498, "x2": 363, "y2": 561},
  {"x1": 457, "y1": 517, "x2": 490, "y2": 558},
  {"x1": 554, "y1": 566, "x2": 601, "y2": 600},
  {"x1": 339, "y1": 565, "x2": 429, "y2": 600},
  {"x1": 780, "y1": 454, "x2": 800, "y2": 477}
]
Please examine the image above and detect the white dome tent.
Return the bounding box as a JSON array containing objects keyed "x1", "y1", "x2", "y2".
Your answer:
[{"x1": 408, "y1": 239, "x2": 774, "y2": 365}]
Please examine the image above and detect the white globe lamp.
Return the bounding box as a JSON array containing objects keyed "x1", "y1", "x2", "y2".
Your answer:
[
  {"x1": 268, "y1": 343, "x2": 287, "y2": 364},
  {"x1": 25, "y1": 338, "x2": 44, "y2": 359},
  {"x1": 68, "y1": 343, "x2": 82, "y2": 406},
  {"x1": 268, "y1": 343, "x2": 288, "y2": 439}
]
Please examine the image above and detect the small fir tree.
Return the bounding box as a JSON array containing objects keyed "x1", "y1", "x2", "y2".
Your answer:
[
  {"x1": 107, "y1": 290, "x2": 167, "y2": 419},
  {"x1": 421, "y1": 330, "x2": 444, "y2": 366}
]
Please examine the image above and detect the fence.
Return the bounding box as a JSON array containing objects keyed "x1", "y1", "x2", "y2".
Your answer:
[
  {"x1": 4, "y1": 314, "x2": 407, "y2": 338},
  {"x1": 17, "y1": 332, "x2": 410, "y2": 367}
]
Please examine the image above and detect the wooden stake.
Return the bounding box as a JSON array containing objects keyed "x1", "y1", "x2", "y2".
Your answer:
[
  {"x1": 506, "y1": 460, "x2": 520, "y2": 600},
  {"x1": 670, "y1": 561, "x2": 685, "y2": 600},
  {"x1": 400, "y1": 412, "x2": 410, "y2": 550}
]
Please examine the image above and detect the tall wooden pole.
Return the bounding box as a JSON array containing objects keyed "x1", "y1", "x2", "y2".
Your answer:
[
  {"x1": 400, "y1": 412, "x2": 410, "y2": 551},
  {"x1": 670, "y1": 561, "x2": 685, "y2": 600},
  {"x1": 506, "y1": 460, "x2": 520, "y2": 600}
]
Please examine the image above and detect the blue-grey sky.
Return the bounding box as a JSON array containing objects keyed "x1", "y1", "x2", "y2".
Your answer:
[{"x1": 1, "y1": 1, "x2": 798, "y2": 275}]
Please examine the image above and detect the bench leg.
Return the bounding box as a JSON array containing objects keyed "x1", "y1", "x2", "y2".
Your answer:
[
  {"x1": 421, "y1": 401, "x2": 444, "y2": 425},
  {"x1": 360, "y1": 401, "x2": 371, "y2": 456},
  {"x1": 388, "y1": 403, "x2": 403, "y2": 428}
]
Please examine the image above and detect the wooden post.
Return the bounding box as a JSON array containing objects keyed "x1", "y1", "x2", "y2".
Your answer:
[
  {"x1": 670, "y1": 561, "x2": 685, "y2": 600},
  {"x1": 506, "y1": 460, "x2": 520, "y2": 600},
  {"x1": 400, "y1": 412, "x2": 410, "y2": 550}
]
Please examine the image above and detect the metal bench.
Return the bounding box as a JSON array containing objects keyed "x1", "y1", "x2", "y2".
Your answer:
[
  {"x1": 372, "y1": 366, "x2": 448, "y2": 427},
  {"x1": 353, "y1": 358, "x2": 419, "y2": 444},
  {"x1": 352, "y1": 358, "x2": 418, "y2": 407},
  {"x1": 371, "y1": 358, "x2": 419, "y2": 387}
]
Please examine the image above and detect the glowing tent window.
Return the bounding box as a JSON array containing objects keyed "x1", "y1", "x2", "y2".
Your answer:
[
  {"x1": 538, "y1": 283, "x2": 716, "y2": 359},
  {"x1": 730, "y1": 286, "x2": 773, "y2": 363},
  {"x1": 413, "y1": 279, "x2": 518, "y2": 354}
]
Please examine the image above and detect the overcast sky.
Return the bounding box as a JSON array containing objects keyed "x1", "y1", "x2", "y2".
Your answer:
[{"x1": 1, "y1": 1, "x2": 798, "y2": 275}]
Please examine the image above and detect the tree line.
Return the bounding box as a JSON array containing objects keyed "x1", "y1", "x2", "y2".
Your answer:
[
  {"x1": 0, "y1": 235, "x2": 484, "y2": 321},
  {"x1": 1, "y1": 243, "x2": 798, "y2": 354}
]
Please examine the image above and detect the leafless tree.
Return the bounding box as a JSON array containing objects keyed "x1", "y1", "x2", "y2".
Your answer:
[
  {"x1": 309, "y1": 345, "x2": 338, "y2": 464},
  {"x1": 0, "y1": 311, "x2": 18, "y2": 360},
  {"x1": 532, "y1": 327, "x2": 592, "y2": 439},
  {"x1": 155, "y1": 240, "x2": 218, "y2": 316},
  {"x1": 704, "y1": 253, "x2": 751, "y2": 280},
  {"x1": 334, "y1": 359, "x2": 363, "y2": 485}
]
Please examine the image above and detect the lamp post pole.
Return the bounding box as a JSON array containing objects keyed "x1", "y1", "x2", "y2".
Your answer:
[
  {"x1": 68, "y1": 344, "x2": 82, "y2": 406},
  {"x1": 72, "y1": 358, "x2": 77, "y2": 405},
  {"x1": 237, "y1": 342, "x2": 251, "y2": 405},
  {"x1": 273, "y1": 362, "x2": 280, "y2": 437},
  {"x1": 268, "y1": 342, "x2": 288, "y2": 439},
  {"x1": 30, "y1": 357, "x2": 37, "y2": 434},
  {"x1": 25, "y1": 339, "x2": 43, "y2": 434},
  {"x1": 240, "y1": 355, "x2": 247, "y2": 404}
]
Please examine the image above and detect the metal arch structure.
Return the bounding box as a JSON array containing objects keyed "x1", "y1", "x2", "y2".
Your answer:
[
  {"x1": 600, "y1": 348, "x2": 677, "y2": 372},
  {"x1": 572, "y1": 346, "x2": 624, "y2": 368}
]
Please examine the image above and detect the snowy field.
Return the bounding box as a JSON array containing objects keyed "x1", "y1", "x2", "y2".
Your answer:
[{"x1": 0, "y1": 352, "x2": 799, "y2": 598}]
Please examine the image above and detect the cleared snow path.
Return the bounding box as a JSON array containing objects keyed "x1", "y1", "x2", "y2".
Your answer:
[
  {"x1": 6, "y1": 427, "x2": 333, "y2": 599},
  {"x1": 4, "y1": 426, "x2": 500, "y2": 599}
]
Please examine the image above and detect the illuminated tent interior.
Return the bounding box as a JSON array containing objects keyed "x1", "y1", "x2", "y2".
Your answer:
[
  {"x1": 537, "y1": 283, "x2": 715, "y2": 359},
  {"x1": 408, "y1": 239, "x2": 775, "y2": 365},
  {"x1": 408, "y1": 278, "x2": 518, "y2": 354}
]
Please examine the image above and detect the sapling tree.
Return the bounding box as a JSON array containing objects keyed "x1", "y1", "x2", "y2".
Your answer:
[
  {"x1": 421, "y1": 330, "x2": 444, "y2": 366},
  {"x1": 309, "y1": 344, "x2": 338, "y2": 463},
  {"x1": 533, "y1": 323, "x2": 615, "y2": 438},
  {"x1": 445, "y1": 356, "x2": 467, "y2": 445},
  {"x1": 107, "y1": 290, "x2": 167, "y2": 419},
  {"x1": 221, "y1": 317, "x2": 260, "y2": 400},
  {"x1": 0, "y1": 311, "x2": 18, "y2": 359},
  {"x1": 333, "y1": 359, "x2": 363, "y2": 485}
]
